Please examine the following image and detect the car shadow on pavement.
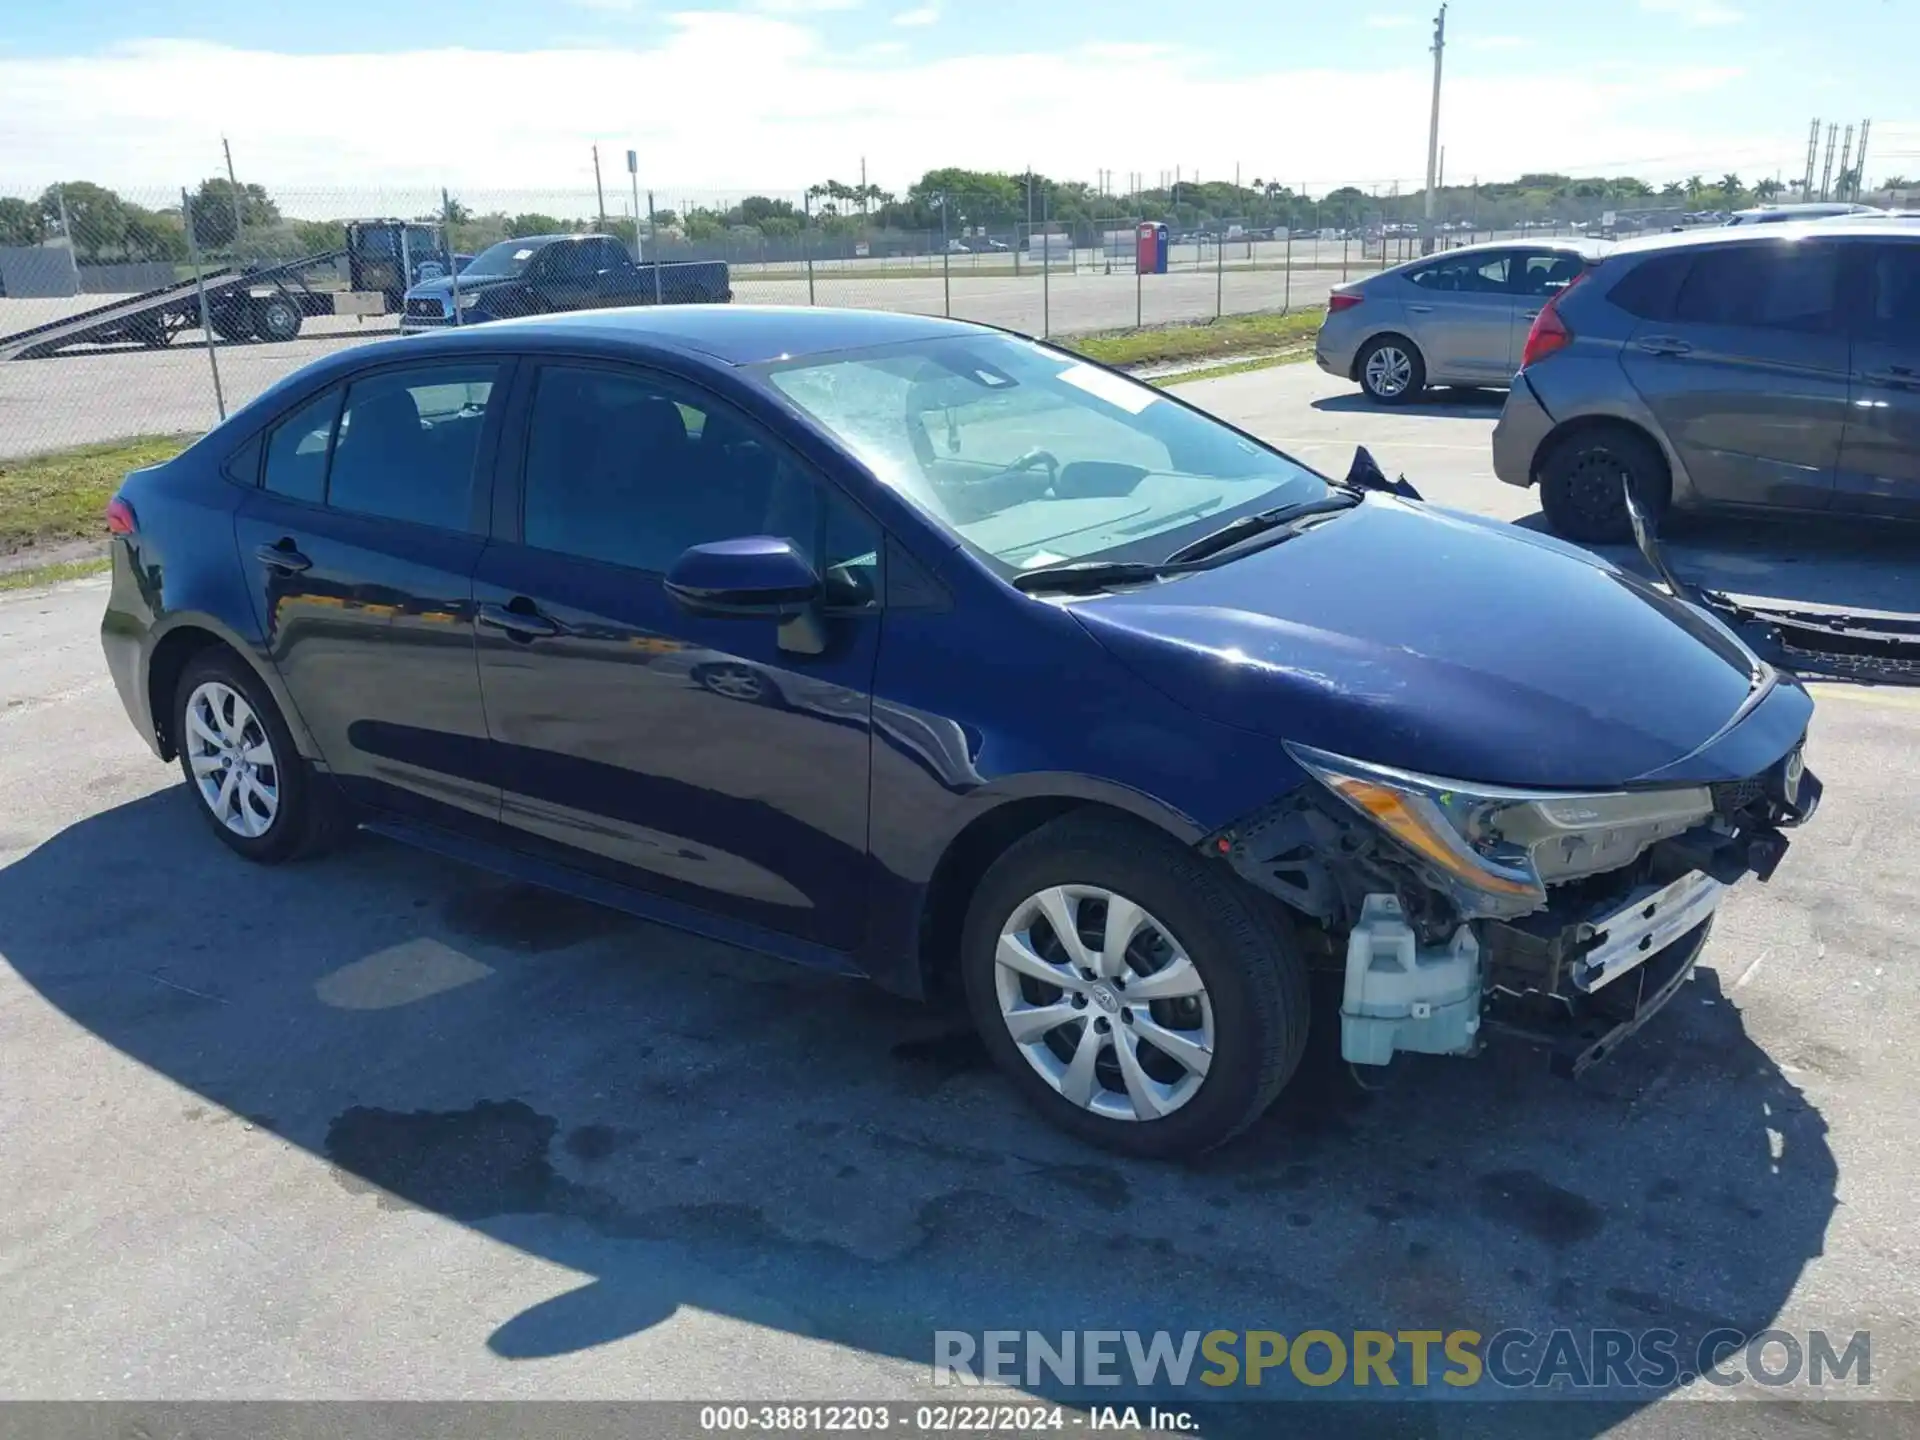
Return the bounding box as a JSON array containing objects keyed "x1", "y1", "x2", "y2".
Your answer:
[
  {"x1": 1509, "y1": 510, "x2": 1920, "y2": 617},
  {"x1": 0, "y1": 787, "x2": 1838, "y2": 1430},
  {"x1": 1310, "y1": 389, "x2": 1508, "y2": 419}
]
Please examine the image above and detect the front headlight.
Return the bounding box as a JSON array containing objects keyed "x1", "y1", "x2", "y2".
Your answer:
[
  {"x1": 455, "y1": 292, "x2": 480, "y2": 312},
  {"x1": 1285, "y1": 743, "x2": 1713, "y2": 919}
]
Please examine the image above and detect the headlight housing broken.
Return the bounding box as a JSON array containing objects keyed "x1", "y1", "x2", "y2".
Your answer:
[{"x1": 1284, "y1": 743, "x2": 1715, "y2": 919}]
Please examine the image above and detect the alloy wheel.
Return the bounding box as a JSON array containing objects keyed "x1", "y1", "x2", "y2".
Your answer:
[
  {"x1": 183, "y1": 681, "x2": 280, "y2": 838},
  {"x1": 993, "y1": 884, "x2": 1214, "y2": 1122},
  {"x1": 1364, "y1": 345, "x2": 1413, "y2": 398}
]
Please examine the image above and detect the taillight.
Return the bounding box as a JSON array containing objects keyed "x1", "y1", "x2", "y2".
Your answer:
[
  {"x1": 105, "y1": 496, "x2": 136, "y2": 536},
  {"x1": 1328, "y1": 291, "x2": 1363, "y2": 312},
  {"x1": 1519, "y1": 269, "x2": 1591, "y2": 369}
]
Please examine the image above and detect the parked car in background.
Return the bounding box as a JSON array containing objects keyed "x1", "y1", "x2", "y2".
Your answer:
[
  {"x1": 1316, "y1": 239, "x2": 1608, "y2": 403},
  {"x1": 1493, "y1": 221, "x2": 1920, "y2": 541},
  {"x1": 400, "y1": 234, "x2": 730, "y2": 333},
  {"x1": 99, "y1": 306, "x2": 1821, "y2": 1157},
  {"x1": 1724, "y1": 203, "x2": 1881, "y2": 226}
]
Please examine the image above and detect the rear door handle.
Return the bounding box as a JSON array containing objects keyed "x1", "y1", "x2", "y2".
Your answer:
[
  {"x1": 1520, "y1": 308, "x2": 1541, "y2": 319},
  {"x1": 1636, "y1": 336, "x2": 1693, "y2": 356},
  {"x1": 478, "y1": 601, "x2": 561, "y2": 640},
  {"x1": 255, "y1": 541, "x2": 312, "y2": 574},
  {"x1": 1407, "y1": 304, "x2": 1435, "y2": 314}
]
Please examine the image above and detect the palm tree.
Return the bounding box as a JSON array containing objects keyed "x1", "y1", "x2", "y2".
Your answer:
[
  {"x1": 1685, "y1": 175, "x2": 1705, "y2": 202},
  {"x1": 1719, "y1": 173, "x2": 1743, "y2": 199},
  {"x1": 1660, "y1": 180, "x2": 1685, "y2": 199},
  {"x1": 1754, "y1": 178, "x2": 1783, "y2": 200}
]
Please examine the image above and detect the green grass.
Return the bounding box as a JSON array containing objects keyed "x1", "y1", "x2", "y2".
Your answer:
[
  {"x1": 0, "y1": 434, "x2": 196, "y2": 559},
  {"x1": 1147, "y1": 350, "x2": 1315, "y2": 388},
  {"x1": 1064, "y1": 308, "x2": 1326, "y2": 369},
  {"x1": 0, "y1": 556, "x2": 112, "y2": 592}
]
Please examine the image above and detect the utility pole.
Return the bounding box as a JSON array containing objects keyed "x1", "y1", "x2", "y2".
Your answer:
[
  {"x1": 627, "y1": 148, "x2": 643, "y2": 261},
  {"x1": 1854, "y1": 119, "x2": 1872, "y2": 200},
  {"x1": 1837, "y1": 125, "x2": 1855, "y2": 203},
  {"x1": 592, "y1": 145, "x2": 607, "y2": 232},
  {"x1": 1422, "y1": 4, "x2": 1447, "y2": 256},
  {"x1": 1802, "y1": 118, "x2": 1821, "y2": 199},
  {"x1": 221, "y1": 136, "x2": 245, "y2": 259},
  {"x1": 860, "y1": 155, "x2": 868, "y2": 215},
  {"x1": 1820, "y1": 122, "x2": 1839, "y2": 201}
]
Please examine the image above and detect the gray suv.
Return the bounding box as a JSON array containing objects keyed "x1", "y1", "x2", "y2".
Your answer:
[
  {"x1": 1315, "y1": 240, "x2": 1605, "y2": 403},
  {"x1": 1493, "y1": 222, "x2": 1920, "y2": 541}
]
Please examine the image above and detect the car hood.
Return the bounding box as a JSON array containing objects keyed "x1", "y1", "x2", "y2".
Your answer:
[
  {"x1": 405, "y1": 273, "x2": 514, "y2": 302},
  {"x1": 1068, "y1": 497, "x2": 1794, "y2": 790}
]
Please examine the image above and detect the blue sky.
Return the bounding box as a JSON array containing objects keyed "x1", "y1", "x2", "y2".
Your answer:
[{"x1": 2, "y1": 0, "x2": 1915, "y2": 201}]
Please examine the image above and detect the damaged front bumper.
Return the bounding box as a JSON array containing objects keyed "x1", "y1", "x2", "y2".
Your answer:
[{"x1": 1212, "y1": 739, "x2": 1821, "y2": 1077}]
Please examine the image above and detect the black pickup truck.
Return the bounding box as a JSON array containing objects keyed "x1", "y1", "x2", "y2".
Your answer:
[{"x1": 400, "y1": 233, "x2": 731, "y2": 332}]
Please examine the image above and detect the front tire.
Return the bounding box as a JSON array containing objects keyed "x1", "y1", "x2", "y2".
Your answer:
[
  {"x1": 1357, "y1": 335, "x2": 1425, "y2": 405},
  {"x1": 1538, "y1": 425, "x2": 1670, "y2": 544},
  {"x1": 253, "y1": 297, "x2": 302, "y2": 343},
  {"x1": 173, "y1": 649, "x2": 342, "y2": 863},
  {"x1": 961, "y1": 814, "x2": 1309, "y2": 1158}
]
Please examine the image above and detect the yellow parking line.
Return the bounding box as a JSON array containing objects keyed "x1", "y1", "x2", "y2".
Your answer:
[{"x1": 1806, "y1": 684, "x2": 1920, "y2": 712}]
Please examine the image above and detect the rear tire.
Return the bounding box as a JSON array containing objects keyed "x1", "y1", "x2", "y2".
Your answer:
[
  {"x1": 1357, "y1": 335, "x2": 1425, "y2": 405},
  {"x1": 173, "y1": 649, "x2": 345, "y2": 864},
  {"x1": 253, "y1": 296, "x2": 302, "y2": 343},
  {"x1": 960, "y1": 813, "x2": 1309, "y2": 1158},
  {"x1": 1539, "y1": 425, "x2": 1670, "y2": 544}
]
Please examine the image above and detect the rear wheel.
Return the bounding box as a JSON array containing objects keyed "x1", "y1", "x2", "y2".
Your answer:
[
  {"x1": 173, "y1": 649, "x2": 343, "y2": 863},
  {"x1": 1357, "y1": 335, "x2": 1425, "y2": 405},
  {"x1": 1539, "y1": 425, "x2": 1670, "y2": 544},
  {"x1": 253, "y1": 296, "x2": 302, "y2": 343},
  {"x1": 208, "y1": 303, "x2": 256, "y2": 343},
  {"x1": 961, "y1": 813, "x2": 1309, "y2": 1158}
]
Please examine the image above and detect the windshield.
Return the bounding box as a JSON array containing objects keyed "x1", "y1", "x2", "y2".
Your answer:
[
  {"x1": 760, "y1": 334, "x2": 1329, "y2": 573},
  {"x1": 461, "y1": 239, "x2": 544, "y2": 279}
]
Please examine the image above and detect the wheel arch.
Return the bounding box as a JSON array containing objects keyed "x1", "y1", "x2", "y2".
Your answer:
[
  {"x1": 1533, "y1": 412, "x2": 1681, "y2": 505},
  {"x1": 911, "y1": 786, "x2": 1203, "y2": 1004},
  {"x1": 144, "y1": 616, "x2": 318, "y2": 763}
]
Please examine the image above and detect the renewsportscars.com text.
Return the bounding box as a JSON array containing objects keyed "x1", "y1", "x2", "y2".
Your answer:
[{"x1": 933, "y1": 1328, "x2": 1872, "y2": 1392}]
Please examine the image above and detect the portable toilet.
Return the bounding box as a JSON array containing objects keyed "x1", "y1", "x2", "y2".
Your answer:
[{"x1": 1136, "y1": 222, "x2": 1169, "y2": 275}]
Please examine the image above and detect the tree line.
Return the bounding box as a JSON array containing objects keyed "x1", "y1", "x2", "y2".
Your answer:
[{"x1": 5, "y1": 167, "x2": 1909, "y2": 262}]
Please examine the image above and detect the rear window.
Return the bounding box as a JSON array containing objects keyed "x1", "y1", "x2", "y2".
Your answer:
[{"x1": 1606, "y1": 252, "x2": 1694, "y2": 321}]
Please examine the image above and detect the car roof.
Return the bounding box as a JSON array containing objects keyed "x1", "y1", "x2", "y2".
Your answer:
[
  {"x1": 399, "y1": 304, "x2": 980, "y2": 365},
  {"x1": 1609, "y1": 220, "x2": 1917, "y2": 256}
]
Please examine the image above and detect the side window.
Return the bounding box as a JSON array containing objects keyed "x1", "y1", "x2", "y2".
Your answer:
[
  {"x1": 521, "y1": 364, "x2": 880, "y2": 602},
  {"x1": 262, "y1": 387, "x2": 342, "y2": 503},
  {"x1": 1515, "y1": 251, "x2": 1586, "y2": 296},
  {"x1": 1866, "y1": 243, "x2": 1920, "y2": 343},
  {"x1": 586, "y1": 238, "x2": 624, "y2": 271},
  {"x1": 1607, "y1": 252, "x2": 1693, "y2": 321},
  {"x1": 326, "y1": 364, "x2": 500, "y2": 531},
  {"x1": 1674, "y1": 244, "x2": 1840, "y2": 332},
  {"x1": 1408, "y1": 253, "x2": 1510, "y2": 294}
]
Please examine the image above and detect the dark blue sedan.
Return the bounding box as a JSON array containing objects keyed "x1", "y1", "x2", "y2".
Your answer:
[{"x1": 99, "y1": 305, "x2": 1820, "y2": 1156}]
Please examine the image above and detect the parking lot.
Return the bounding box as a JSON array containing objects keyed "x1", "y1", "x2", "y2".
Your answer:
[
  {"x1": 3, "y1": 362, "x2": 1918, "y2": 1431},
  {"x1": 0, "y1": 265, "x2": 1353, "y2": 458}
]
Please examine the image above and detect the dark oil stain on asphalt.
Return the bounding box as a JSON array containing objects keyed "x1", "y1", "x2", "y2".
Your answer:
[
  {"x1": 1231, "y1": 1162, "x2": 1316, "y2": 1196},
  {"x1": 890, "y1": 1029, "x2": 989, "y2": 1079},
  {"x1": 327, "y1": 1100, "x2": 561, "y2": 1220},
  {"x1": 1647, "y1": 1176, "x2": 1683, "y2": 1202},
  {"x1": 1476, "y1": 1169, "x2": 1604, "y2": 1247},
  {"x1": 439, "y1": 883, "x2": 631, "y2": 953},
  {"x1": 565, "y1": 1123, "x2": 623, "y2": 1162}
]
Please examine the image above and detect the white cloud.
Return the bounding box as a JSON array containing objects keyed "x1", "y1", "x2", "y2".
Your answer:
[
  {"x1": 1639, "y1": 0, "x2": 1743, "y2": 25},
  {"x1": 891, "y1": 5, "x2": 938, "y2": 24},
  {"x1": 0, "y1": 26, "x2": 1767, "y2": 204}
]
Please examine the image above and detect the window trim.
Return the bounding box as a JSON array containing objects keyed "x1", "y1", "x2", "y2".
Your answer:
[{"x1": 501, "y1": 354, "x2": 890, "y2": 610}]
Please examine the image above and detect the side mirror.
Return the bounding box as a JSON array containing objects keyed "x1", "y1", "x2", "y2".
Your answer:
[{"x1": 665, "y1": 536, "x2": 822, "y2": 617}]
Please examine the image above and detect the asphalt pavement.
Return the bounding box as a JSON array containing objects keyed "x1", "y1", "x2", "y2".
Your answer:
[{"x1": 2, "y1": 366, "x2": 1918, "y2": 1433}]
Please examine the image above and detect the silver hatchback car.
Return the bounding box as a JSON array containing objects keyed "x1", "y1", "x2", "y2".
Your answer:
[{"x1": 1315, "y1": 239, "x2": 1608, "y2": 404}]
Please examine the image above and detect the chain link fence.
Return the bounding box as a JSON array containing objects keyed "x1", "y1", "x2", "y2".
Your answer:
[{"x1": 1, "y1": 176, "x2": 1601, "y2": 457}]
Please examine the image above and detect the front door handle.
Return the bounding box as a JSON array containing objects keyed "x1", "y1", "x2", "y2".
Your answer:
[
  {"x1": 1636, "y1": 335, "x2": 1693, "y2": 356},
  {"x1": 1407, "y1": 304, "x2": 1435, "y2": 314},
  {"x1": 255, "y1": 540, "x2": 312, "y2": 574},
  {"x1": 478, "y1": 601, "x2": 561, "y2": 641},
  {"x1": 1862, "y1": 365, "x2": 1919, "y2": 390},
  {"x1": 1520, "y1": 308, "x2": 1541, "y2": 320}
]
